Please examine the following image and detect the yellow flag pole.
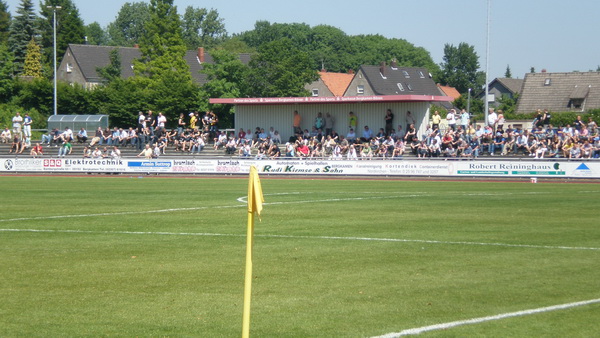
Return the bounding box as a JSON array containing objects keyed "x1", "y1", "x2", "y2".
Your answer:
[
  {"x1": 242, "y1": 210, "x2": 254, "y2": 338},
  {"x1": 242, "y1": 166, "x2": 263, "y2": 338}
]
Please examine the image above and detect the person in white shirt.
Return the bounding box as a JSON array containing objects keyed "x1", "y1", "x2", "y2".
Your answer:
[
  {"x1": 111, "y1": 146, "x2": 121, "y2": 159},
  {"x1": 12, "y1": 112, "x2": 23, "y2": 135},
  {"x1": 488, "y1": 108, "x2": 498, "y2": 131},
  {"x1": 1, "y1": 127, "x2": 11, "y2": 143}
]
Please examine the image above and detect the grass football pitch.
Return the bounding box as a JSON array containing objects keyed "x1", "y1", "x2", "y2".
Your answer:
[{"x1": 0, "y1": 175, "x2": 599, "y2": 337}]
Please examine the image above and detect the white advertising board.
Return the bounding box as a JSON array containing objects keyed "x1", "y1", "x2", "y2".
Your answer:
[{"x1": 1, "y1": 157, "x2": 599, "y2": 178}]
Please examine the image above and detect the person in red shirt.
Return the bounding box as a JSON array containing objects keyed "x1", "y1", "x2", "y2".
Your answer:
[{"x1": 30, "y1": 142, "x2": 43, "y2": 157}]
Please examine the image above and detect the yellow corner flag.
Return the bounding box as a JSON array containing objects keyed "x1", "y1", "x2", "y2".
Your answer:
[
  {"x1": 243, "y1": 165, "x2": 264, "y2": 338},
  {"x1": 247, "y1": 165, "x2": 264, "y2": 217}
]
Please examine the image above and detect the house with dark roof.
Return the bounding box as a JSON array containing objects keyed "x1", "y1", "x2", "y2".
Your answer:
[
  {"x1": 58, "y1": 44, "x2": 251, "y2": 89},
  {"x1": 304, "y1": 70, "x2": 355, "y2": 97},
  {"x1": 343, "y1": 62, "x2": 443, "y2": 97},
  {"x1": 516, "y1": 71, "x2": 600, "y2": 114},
  {"x1": 478, "y1": 77, "x2": 523, "y2": 108}
]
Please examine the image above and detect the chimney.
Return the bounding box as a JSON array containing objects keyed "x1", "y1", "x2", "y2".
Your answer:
[
  {"x1": 198, "y1": 47, "x2": 205, "y2": 63},
  {"x1": 380, "y1": 61, "x2": 386, "y2": 77},
  {"x1": 347, "y1": 69, "x2": 355, "y2": 74},
  {"x1": 541, "y1": 69, "x2": 547, "y2": 73},
  {"x1": 133, "y1": 44, "x2": 139, "y2": 48},
  {"x1": 391, "y1": 59, "x2": 397, "y2": 68}
]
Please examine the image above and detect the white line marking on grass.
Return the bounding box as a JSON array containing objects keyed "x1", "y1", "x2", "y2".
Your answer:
[
  {"x1": 0, "y1": 194, "x2": 422, "y2": 223},
  {"x1": 1, "y1": 229, "x2": 599, "y2": 251},
  {"x1": 372, "y1": 298, "x2": 600, "y2": 337}
]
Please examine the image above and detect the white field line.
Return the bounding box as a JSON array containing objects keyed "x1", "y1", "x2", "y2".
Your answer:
[
  {"x1": 1, "y1": 228, "x2": 599, "y2": 251},
  {"x1": 373, "y1": 298, "x2": 600, "y2": 337}
]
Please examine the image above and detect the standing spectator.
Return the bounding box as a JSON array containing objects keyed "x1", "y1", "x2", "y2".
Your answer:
[
  {"x1": 314, "y1": 112, "x2": 325, "y2": 131},
  {"x1": 177, "y1": 113, "x2": 186, "y2": 135},
  {"x1": 293, "y1": 110, "x2": 302, "y2": 135},
  {"x1": 384, "y1": 109, "x2": 394, "y2": 136},
  {"x1": 405, "y1": 111, "x2": 416, "y2": 128},
  {"x1": 496, "y1": 110, "x2": 505, "y2": 131},
  {"x1": 446, "y1": 109, "x2": 457, "y2": 131},
  {"x1": 157, "y1": 112, "x2": 167, "y2": 131},
  {"x1": 488, "y1": 108, "x2": 498, "y2": 131},
  {"x1": 12, "y1": 112, "x2": 23, "y2": 136},
  {"x1": 23, "y1": 113, "x2": 32, "y2": 139},
  {"x1": 190, "y1": 112, "x2": 198, "y2": 129},
  {"x1": 431, "y1": 111, "x2": 441, "y2": 131},
  {"x1": 324, "y1": 113, "x2": 334, "y2": 136},
  {"x1": 348, "y1": 111, "x2": 357, "y2": 131},
  {"x1": 460, "y1": 109, "x2": 470, "y2": 131},
  {"x1": 543, "y1": 109, "x2": 552, "y2": 126}
]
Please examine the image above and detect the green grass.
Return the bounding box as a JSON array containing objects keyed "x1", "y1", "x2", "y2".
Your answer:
[{"x1": 0, "y1": 175, "x2": 599, "y2": 337}]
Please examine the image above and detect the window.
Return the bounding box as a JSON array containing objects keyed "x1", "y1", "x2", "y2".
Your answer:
[
  {"x1": 397, "y1": 83, "x2": 405, "y2": 92},
  {"x1": 311, "y1": 89, "x2": 319, "y2": 97},
  {"x1": 66, "y1": 63, "x2": 73, "y2": 73},
  {"x1": 419, "y1": 71, "x2": 425, "y2": 78},
  {"x1": 357, "y1": 85, "x2": 364, "y2": 95},
  {"x1": 407, "y1": 83, "x2": 413, "y2": 91},
  {"x1": 544, "y1": 78, "x2": 551, "y2": 86},
  {"x1": 402, "y1": 70, "x2": 410, "y2": 78}
]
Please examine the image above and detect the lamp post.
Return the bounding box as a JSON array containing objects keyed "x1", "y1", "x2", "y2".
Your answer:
[
  {"x1": 47, "y1": 5, "x2": 61, "y2": 116},
  {"x1": 484, "y1": 0, "x2": 491, "y2": 128}
]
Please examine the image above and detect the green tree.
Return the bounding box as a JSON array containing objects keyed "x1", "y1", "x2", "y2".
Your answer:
[
  {"x1": 181, "y1": 6, "x2": 227, "y2": 50},
  {"x1": 0, "y1": 0, "x2": 10, "y2": 44},
  {"x1": 198, "y1": 48, "x2": 249, "y2": 126},
  {"x1": 8, "y1": 0, "x2": 38, "y2": 74},
  {"x1": 39, "y1": 0, "x2": 85, "y2": 66},
  {"x1": 244, "y1": 38, "x2": 318, "y2": 98},
  {"x1": 438, "y1": 42, "x2": 484, "y2": 94},
  {"x1": 96, "y1": 48, "x2": 121, "y2": 84},
  {"x1": 0, "y1": 42, "x2": 15, "y2": 100},
  {"x1": 84, "y1": 22, "x2": 108, "y2": 45},
  {"x1": 23, "y1": 37, "x2": 43, "y2": 77},
  {"x1": 496, "y1": 92, "x2": 519, "y2": 115},
  {"x1": 134, "y1": 0, "x2": 196, "y2": 121},
  {"x1": 106, "y1": 2, "x2": 150, "y2": 47},
  {"x1": 504, "y1": 64, "x2": 512, "y2": 78}
]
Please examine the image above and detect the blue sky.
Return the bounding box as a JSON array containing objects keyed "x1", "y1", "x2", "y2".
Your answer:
[{"x1": 5, "y1": 0, "x2": 600, "y2": 82}]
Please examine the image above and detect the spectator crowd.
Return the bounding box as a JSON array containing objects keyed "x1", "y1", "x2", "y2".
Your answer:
[{"x1": 3, "y1": 108, "x2": 600, "y2": 160}]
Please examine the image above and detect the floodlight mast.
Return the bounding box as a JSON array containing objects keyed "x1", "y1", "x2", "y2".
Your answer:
[
  {"x1": 47, "y1": 5, "x2": 62, "y2": 116},
  {"x1": 484, "y1": 0, "x2": 491, "y2": 127}
]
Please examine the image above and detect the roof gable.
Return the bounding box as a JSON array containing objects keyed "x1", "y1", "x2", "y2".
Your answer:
[
  {"x1": 358, "y1": 65, "x2": 441, "y2": 96},
  {"x1": 64, "y1": 44, "x2": 251, "y2": 85},
  {"x1": 516, "y1": 72, "x2": 600, "y2": 113},
  {"x1": 318, "y1": 71, "x2": 354, "y2": 96}
]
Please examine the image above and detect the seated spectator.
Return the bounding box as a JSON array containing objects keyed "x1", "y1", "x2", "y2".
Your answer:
[
  {"x1": 1, "y1": 127, "x2": 11, "y2": 143},
  {"x1": 9, "y1": 135, "x2": 25, "y2": 154},
  {"x1": 347, "y1": 144, "x2": 358, "y2": 160},
  {"x1": 225, "y1": 137, "x2": 237, "y2": 154},
  {"x1": 30, "y1": 142, "x2": 43, "y2": 157},
  {"x1": 255, "y1": 144, "x2": 267, "y2": 160},
  {"x1": 76, "y1": 128, "x2": 88, "y2": 143},
  {"x1": 57, "y1": 140, "x2": 72, "y2": 157},
  {"x1": 111, "y1": 146, "x2": 121, "y2": 159},
  {"x1": 92, "y1": 147, "x2": 103, "y2": 158},
  {"x1": 82, "y1": 146, "x2": 91, "y2": 158},
  {"x1": 191, "y1": 135, "x2": 205, "y2": 154},
  {"x1": 361, "y1": 125, "x2": 373, "y2": 141},
  {"x1": 137, "y1": 144, "x2": 152, "y2": 159},
  {"x1": 346, "y1": 128, "x2": 357, "y2": 143},
  {"x1": 268, "y1": 143, "x2": 281, "y2": 158},
  {"x1": 296, "y1": 141, "x2": 310, "y2": 157},
  {"x1": 214, "y1": 131, "x2": 227, "y2": 150},
  {"x1": 239, "y1": 141, "x2": 252, "y2": 157},
  {"x1": 61, "y1": 127, "x2": 73, "y2": 142},
  {"x1": 89, "y1": 127, "x2": 103, "y2": 147}
]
